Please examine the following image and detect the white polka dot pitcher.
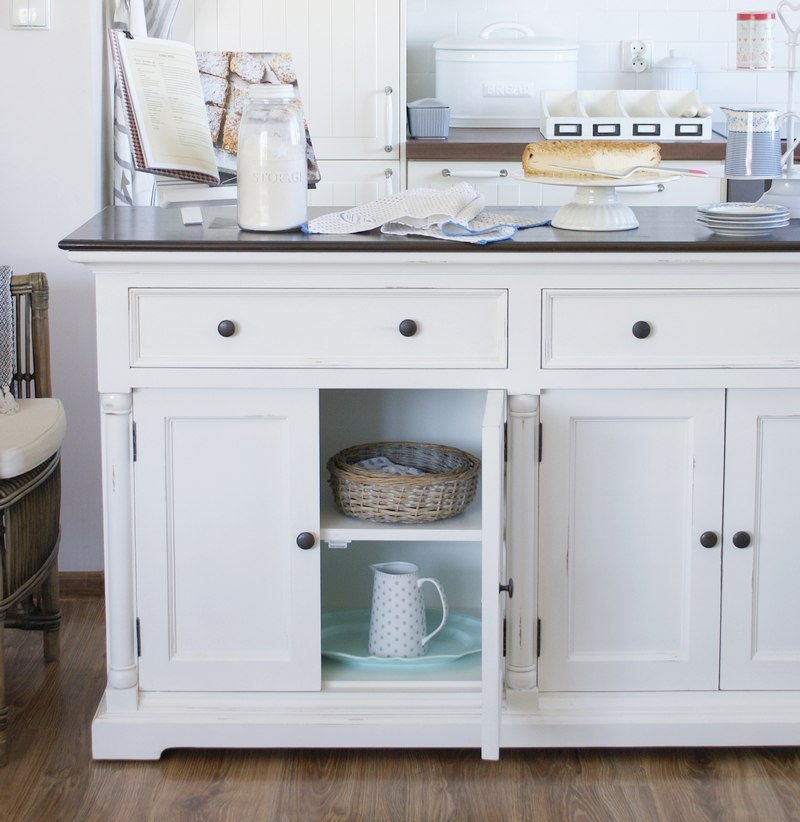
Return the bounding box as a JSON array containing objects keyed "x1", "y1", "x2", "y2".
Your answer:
[{"x1": 368, "y1": 562, "x2": 449, "y2": 658}]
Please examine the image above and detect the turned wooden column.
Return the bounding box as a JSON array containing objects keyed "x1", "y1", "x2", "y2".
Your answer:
[
  {"x1": 100, "y1": 392, "x2": 138, "y2": 709},
  {"x1": 505, "y1": 394, "x2": 538, "y2": 691}
]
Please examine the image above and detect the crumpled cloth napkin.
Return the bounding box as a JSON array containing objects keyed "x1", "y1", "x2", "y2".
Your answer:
[
  {"x1": 354, "y1": 456, "x2": 425, "y2": 476},
  {"x1": 303, "y1": 183, "x2": 549, "y2": 244}
]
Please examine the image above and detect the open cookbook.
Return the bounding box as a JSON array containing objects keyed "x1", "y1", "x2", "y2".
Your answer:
[{"x1": 109, "y1": 28, "x2": 320, "y2": 189}]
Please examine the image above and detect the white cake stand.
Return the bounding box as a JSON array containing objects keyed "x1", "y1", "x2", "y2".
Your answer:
[{"x1": 511, "y1": 171, "x2": 679, "y2": 231}]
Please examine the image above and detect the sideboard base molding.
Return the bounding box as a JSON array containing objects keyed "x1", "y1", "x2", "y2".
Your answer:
[
  {"x1": 91, "y1": 691, "x2": 484, "y2": 760},
  {"x1": 91, "y1": 688, "x2": 800, "y2": 760},
  {"x1": 502, "y1": 690, "x2": 800, "y2": 748}
]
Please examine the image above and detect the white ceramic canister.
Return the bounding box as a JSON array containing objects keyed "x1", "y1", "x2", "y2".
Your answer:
[
  {"x1": 237, "y1": 83, "x2": 308, "y2": 231},
  {"x1": 433, "y1": 22, "x2": 578, "y2": 128},
  {"x1": 653, "y1": 50, "x2": 697, "y2": 90},
  {"x1": 737, "y1": 11, "x2": 776, "y2": 70}
]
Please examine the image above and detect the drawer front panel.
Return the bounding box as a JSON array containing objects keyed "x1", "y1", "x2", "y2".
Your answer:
[
  {"x1": 543, "y1": 289, "x2": 800, "y2": 369},
  {"x1": 407, "y1": 161, "x2": 543, "y2": 207},
  {"x1": 132, "y1": 288, "x2": 508, "y2": 369}
]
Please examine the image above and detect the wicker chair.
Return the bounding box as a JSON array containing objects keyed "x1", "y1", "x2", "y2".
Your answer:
[{"x1": 0, "y1": 272, "x2": 65, "y2": 766}]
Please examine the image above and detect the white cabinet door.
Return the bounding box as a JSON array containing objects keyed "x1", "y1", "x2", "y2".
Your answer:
[
  {"x1": 174, "y1": 0, "x2": 401, "y2": 161},
  {"x1": 538, "y1": 389, "x2": 725, "y2": 692},
  {"x1": 308, "y1": 160, "x2": 401, "y2": 206},
  {"x1": 407, "y1": 161, "x2": 544, "y2": 206},
  {"x1": 133, "y1": 388, "x2": 320, "y2": 692},
  {"x1": 721, "y1": 389, "x2": 800, "y2": 690},
  {"x1": 481, "y1": 390, "x2": 506, "y2": 760},
  {"x1": 294, "y1": 0, "x2": 401, "y2": 161}
]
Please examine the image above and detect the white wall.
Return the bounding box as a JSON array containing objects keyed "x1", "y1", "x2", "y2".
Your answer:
[
  {"x1": 407, "y1": 0, "x2": 791, "y2": 116},
  {"x1": 0, "y1": 1, "x2": 105, "y2": 569}
]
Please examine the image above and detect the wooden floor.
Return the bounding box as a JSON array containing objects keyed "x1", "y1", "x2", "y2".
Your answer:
[{"x1": 2, "y1": 597, "x2": 800, "y2": 822}]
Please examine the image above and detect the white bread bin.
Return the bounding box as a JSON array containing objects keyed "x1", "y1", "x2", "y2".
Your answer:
[{"x1": 434, "y1": 23, "x2": 578, "y2": 128}]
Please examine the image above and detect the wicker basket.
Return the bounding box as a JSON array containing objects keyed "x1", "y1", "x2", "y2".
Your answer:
[{"x1": 327, "y1": 441, "x2": 481, "y2": 524}]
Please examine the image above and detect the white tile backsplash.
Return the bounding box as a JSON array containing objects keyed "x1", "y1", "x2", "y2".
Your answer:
[{"x1": 407, "y1": 0, "x2": 798, "y2": 116}]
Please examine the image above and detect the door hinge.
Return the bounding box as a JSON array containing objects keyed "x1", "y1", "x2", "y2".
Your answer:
[
  {"x1": 503, "y1": 421, "x2": 508, "y2": 463},
  {"x1": 536, "y1": 618, "x2": 541, "y2": 658},
  {"x1": 538, "y1": 422, "x2": 543, "y2": 462},
  {"x1": 135, "y1": 617, "x2": 141, "y2": 657},
  {"x1": 132, "y1": 420, "x2": 137, "y2": 462}
]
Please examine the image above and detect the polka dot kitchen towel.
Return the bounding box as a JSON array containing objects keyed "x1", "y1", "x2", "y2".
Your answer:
[{"x1": 303, "y1": 183, "x2": 549, "y2": 244}]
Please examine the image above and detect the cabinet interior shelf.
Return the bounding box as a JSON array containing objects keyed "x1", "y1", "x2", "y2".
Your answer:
[{"x1": 320, "y1": 493, "x2": 482, "y2": 543}]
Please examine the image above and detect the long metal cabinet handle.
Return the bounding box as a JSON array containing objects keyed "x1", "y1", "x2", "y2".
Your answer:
[
  {"x1": 442, "y1": 169, "x2": 509, "y2": 179},
  {"x1": 384, "y1": 86, "x2": 394, "y2": 152}
]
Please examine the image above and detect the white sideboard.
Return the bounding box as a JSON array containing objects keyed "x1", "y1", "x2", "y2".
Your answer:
[{"x1": 61, "y1": 206, "x2": 800, "y2": 760}]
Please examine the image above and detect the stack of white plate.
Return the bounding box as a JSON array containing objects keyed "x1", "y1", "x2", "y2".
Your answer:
[{"x1": 696, "y1": 202, "x2": 791, "y2": 236}]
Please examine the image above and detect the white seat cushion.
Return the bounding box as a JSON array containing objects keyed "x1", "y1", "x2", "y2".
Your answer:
[{"x1": 0, "y1": 398, "x2": 66, "y2": 478}]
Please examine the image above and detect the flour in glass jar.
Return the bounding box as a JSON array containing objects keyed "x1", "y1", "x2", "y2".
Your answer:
[{"x1": 237, "y1": 83, "x2": 308, "y2": 231}]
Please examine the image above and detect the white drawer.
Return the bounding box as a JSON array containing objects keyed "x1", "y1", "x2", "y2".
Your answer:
[
  {"x1": 406, "y1": 161, "x2": 543, "y2": 206},
  {"x1": 542, "y1": 289, "x2": 800, "y2": 369},
  {"x1": 131, "y1": 288, "x2": 508, "y2": 369}
]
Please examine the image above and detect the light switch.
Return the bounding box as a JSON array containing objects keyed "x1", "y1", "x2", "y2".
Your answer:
[{"x1": 11, "y1": 0, "x2": 50, "y2": 29}]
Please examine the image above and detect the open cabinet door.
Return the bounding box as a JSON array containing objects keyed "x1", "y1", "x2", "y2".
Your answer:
[{"x1": 481, "y1": 390, "x2": 507, "y2": 759}]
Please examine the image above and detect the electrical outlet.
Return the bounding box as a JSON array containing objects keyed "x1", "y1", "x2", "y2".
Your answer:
[{"x1": 620, "y1": 40, "x2": 652, "y2": 73}]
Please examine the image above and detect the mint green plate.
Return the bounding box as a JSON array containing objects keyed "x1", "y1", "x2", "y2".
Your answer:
[{"x1": 321, "y1": 609, "x2": 481, "y2": 664}]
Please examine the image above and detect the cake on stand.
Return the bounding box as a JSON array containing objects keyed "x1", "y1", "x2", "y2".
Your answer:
[{"x1": 512, "y1": 171, "x2": 679, "y2": 231}]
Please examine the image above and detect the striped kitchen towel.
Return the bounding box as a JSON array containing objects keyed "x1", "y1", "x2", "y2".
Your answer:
[{"x1": 0, "y1": 265, "x2": 18, "y2": 414}]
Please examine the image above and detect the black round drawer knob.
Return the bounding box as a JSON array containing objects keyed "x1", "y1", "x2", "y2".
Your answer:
[
  {"x1": 632, "y1": 321, "x2": 652, "y2": 339},
  {"x1": 296, "y1": 532, "x2": 316, "y2": 550},
  {"x1": 700, "y1": 531, "x2": 718, "y2": 548},
  {"x1": 499, "y1": 578, "x2": 514, "y2": 598},
  {"x1": 398, "y1": 319, "x2": 418, "y2": 337},
  {"x1": 217, "y1": 320, "x2": 236, "y2": 338},
  {"x1": 732, "y1": 531, "x2": 751, "y2": 549}
]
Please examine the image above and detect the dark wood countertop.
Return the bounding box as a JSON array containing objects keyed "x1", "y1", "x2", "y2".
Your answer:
[
  {"x1": 405, "y1": 128, "x2": 728, "y2": 162},
  {"x1": 60, "y1": 206, "x2": 800, "y2": 254}
]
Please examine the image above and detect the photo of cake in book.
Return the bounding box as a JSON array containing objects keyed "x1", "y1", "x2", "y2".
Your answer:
[{"x1": 197, "y1": 50, "x2": 321, "y2": 186}]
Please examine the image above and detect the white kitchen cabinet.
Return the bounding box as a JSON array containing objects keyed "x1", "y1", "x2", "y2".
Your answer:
[
  {"x1": 83, "y1": 261, "x2": 508, "y2": 759},
  {"x1": 537, "y1": 389, "x2": 725, "y2": 692},
  {"x1": 407, "y1": 161, "x2": 543, "y2": 206},
  {"x1": 63, "y1": 206, "x2": 800, "y2": 758},
  {"x1": 173, "y1": 0, "x2": 403, "y2": 164},
  {"x1": 408, "y1": 160, "x2": 724, "y2": 208},
  {"x1": 536, "y1": 285, "x2": 800, "y2": 697},
  {"x1": 721, "y1": 389, "x2": 800, "y2": 690},
  {"x1": 538, "y1": 385, "x2": 800, "y2": 695},
  {"x1": 308, "y1": 161, "x2": 402, "y2": 206},
  {"x1": 132, "y1": 387, "x2": 321, "y2": 692},
  {"x1": 131, "y1": 385, "x2": 504, "y2": 699}
]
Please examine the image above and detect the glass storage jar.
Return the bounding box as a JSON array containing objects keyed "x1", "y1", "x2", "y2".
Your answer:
[{"x1": 237, "y1": 83, "x2": 308, "y2": 231}]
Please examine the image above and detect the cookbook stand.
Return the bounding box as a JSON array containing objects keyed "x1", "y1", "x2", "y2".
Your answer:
[
  {"x1": 758, "y1": 0, "x2": 800, "y2": 216},
  {"x1": 512, "y1": 171, "x2": 679, "y2": 231}
]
